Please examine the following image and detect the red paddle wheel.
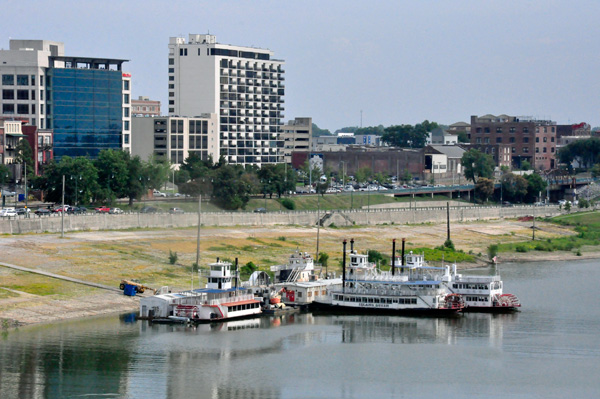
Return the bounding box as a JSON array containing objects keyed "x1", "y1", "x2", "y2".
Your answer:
[{"x1": 495, "y1": 293, "x2": 521, "y2": 308}]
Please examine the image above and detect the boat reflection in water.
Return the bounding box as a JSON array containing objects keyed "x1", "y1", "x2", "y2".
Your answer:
[{"x1": 324, "y1": 313, "x2": 519, "y2": 345}]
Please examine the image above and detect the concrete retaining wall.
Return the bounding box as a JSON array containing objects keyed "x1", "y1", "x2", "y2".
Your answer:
[{"x1": 0, "y1": 205, "x2": 562, "y2": 235}]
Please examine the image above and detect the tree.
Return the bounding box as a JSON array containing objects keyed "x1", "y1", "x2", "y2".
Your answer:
[
  {"x1": 35, "y1": 156, "x2": 99, "y2": 205},
  {"x1": 0, "y1": 164, "x2": 9, "y2": 185},
  {"x1": 520, "y1": 160, "x2": 531, "y2": 171},
  {"x1": 501, "y1": 173, "x2": 528, "y2": 203},
  {"x1": 475, "y1": 178, "x2": 494, "y2": 202},
  {"x1": 14, "y1": 139, "x2": 35, "y2": 179},
  {"x1": 558, "y1": 138, "x2": 600, "y2": 169},
  {"x1": 355, "y1": 167, "x2": 373, "y2": 184},
  {"x1": 317, "y1": 252, "x2": 329, "y2": 267},
  {"x1": 456, "y1": 131, "x2": 469, "y2": 143},
  {"x1": 312, "y1": 123, "x2": 332, "y2": 137},
  {"x1": 524, "y1": 173, "x2": 547, "y2": 203},
  {"x1": 462, "y1": 149, "x2": 495, "y2": 183},
  {"x1": 401, "y1": 169, "x2": 412, "y2": 184},
  {"x1": 212, "y1": 164, "x2": 251, "y2": 210},
  {"x1": 94, "y1": 150, "x2": 130, "y2": 204},
  {"x1": 355, "y1": 125, "x2": 385, "y2": 136},
  {"x1": 591, "y1": 164, "x2": 600, "y2": 178},
  {"x1": 258, "y1": 164, "x2": 295, "y2": 198},
  {"x1": 382, "y1": 121, "x2": 437, "y2": 148}
]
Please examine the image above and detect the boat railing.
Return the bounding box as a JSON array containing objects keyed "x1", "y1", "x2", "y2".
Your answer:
[
  {"x1": 206, "y1": 294, "x2": 254, "y2": 306},
  {"x1": 338, "y1": 287, "x2": 441, "y2": 297},
  {"x1": 454, "y1": 275, "x2": 501, "y2": 283}
]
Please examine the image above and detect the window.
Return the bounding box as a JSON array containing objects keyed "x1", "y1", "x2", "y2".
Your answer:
[
  {"x1": 124, "y1": 121, "x2": 130, "y2": 131},
  {"x1": 31, "y1": 104, "x2": 35, "y2": 114},
  {"x1": 509, "y1": 137, "x2": 515, "y2": 143},
  {"x1": 17, "y1": 89, "x2": 29, "y2": 100},
  {"x1": 2, "y1": 75, "x2": 14, "y2": 85},
  {"x1": 543, "y1": 147, "x2": 547, "y2": 153},
  {"x1": 3, "y1": 103, "x2": 14, "y2": 113},
  {"x1": 17, "y1": 75, "x2": 28, "y2": 85},
  {"x1": 17, "y1": 104, "x2": 29, "y2": 114},
  {"x1": 123, "y1": 80, "x2": 130, "y2": 90},
  {"x1": 169, "y1": 92, "x2": 174, "y2": 97},
  {"x1": 484, "y1": 138, "x2": 489, "y2": 144},
  {"x1": 536, "y1": 147, "x2": 539, "y2": 153},
  {"x1": 535, "y1": 137, "x2": 539, "y2": 143},
  {"x1": 124, "y1": 107, "x2": 130, "y2": 117},
  {"x1": 484, "y1": 127, "x2": 490, "y2": 133},
  {"x1": 509, "y1": 127, "x2": 516, "y2": 133},
  {"x1": 40, "y1": 75, "x2": 44, "y2": 86},
  {"x1": 179, "y1": 48, "x2": 188, "y2": 56},
  {"x1": 169, "y1": 84, "x2": 174, "y2": 89},
  {"x1": 543, "y1": 137, "x2": 547, "y2": 142},
  {"x1": 476, "y1": 137, "x2": 481, "y2": 144},
  {"x1": 551, "y1": 137, "x2": 555, "y2": 142},
  {"x1": 551, "y1": 147, "x2": 555, "y2": 153},
  {"x1": 40, "y1": 90, "x2": 44, "y2": 100},
  {"x1": 496, "y1": 127, "x2": 502, "y2": 133},
  {"x1": 169, "y1": 100, "x2": 174, "y2": 105},
  {"x1": 523, "y1": 127, "x2": 529, "y2": 133},
  {"x1": 512, "y1": 147, "x2": 516, "y2": 153},
  {"x1": 31, "y1": 75, "x2": 36, "y2": 86},
  {"x1": 169, "y1": 58, "x2": 174, "y2": 65},
  {"x1": 496, "y1": 137, "x2": 502, "y2": 143},
  {"x1": 523, "y1": 137, "x2": 529, "y2": 143},
  {"x1": 31, "y1": 90, "x2": 35, "y2": 100},
  {"x1": 41, "y1": 104, "x2": 44, "y2": 115},
  {"x1": 169, "y1": 76, "x2": 174, "y2": 81},
  {"x1": 168, "y1": 68, "x2": 174, "y2": 73},
  {"x1": 2, "y1": 89, "x2": 14, "y2": 99},
  {"x1": 169, "y1": 108, "x2": 174, "y2": 113},
  {"x1": 124, "y1": 94, "x2": 130, "y2": 104}
]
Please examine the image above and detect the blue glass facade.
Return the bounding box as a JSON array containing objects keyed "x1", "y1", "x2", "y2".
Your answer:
[{"x1": 47, "y1": 68, "x2": 123, "y2": 159}]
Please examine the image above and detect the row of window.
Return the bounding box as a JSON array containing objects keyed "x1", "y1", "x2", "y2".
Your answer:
[
  {"x1": 333, "y1": 294, "x2": 418, "y2": 305},
  {"x1": 2, "y1": 74, "x2": 41, "y2": 86},
  {"x1": 2, "y1": 89, "x2": 39, "y2": 100},
  {"x1": 475, "y1": 126, "x2": 555, "y2": 134},
  {"x1": 465, "y1": 296, "x2": 489, "y2": 302},
  {"x1": 227, "y1": 302, "x2": 260, "y2": 312}
]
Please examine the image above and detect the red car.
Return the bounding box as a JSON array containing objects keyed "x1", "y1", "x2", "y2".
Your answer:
[{"x1": 95, "y1": 206, "x2": 110, "y2": 213}]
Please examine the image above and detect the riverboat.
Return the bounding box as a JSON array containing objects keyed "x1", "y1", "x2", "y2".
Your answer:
[
  {"x1": 390, "y1": 240, "x2": 521, "y2": 312},
  {"x1": 313, "y1": 240, "x2": 463, "y2": 316},
  {"x1": 269, "y1": 250, "x2": 343, "y2": 308},
  {"x1": 139, "y1": 259, "x2": 262, "y2": 323}
]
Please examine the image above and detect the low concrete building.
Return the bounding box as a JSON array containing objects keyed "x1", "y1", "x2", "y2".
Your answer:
[{"x1": 283, "y1": 117, "x2": 312, "y2": 164}]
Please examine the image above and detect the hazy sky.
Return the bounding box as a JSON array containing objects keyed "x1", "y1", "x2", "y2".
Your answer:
[{"x1": 3, "y1": 1, "x2": 599, "y2": 131}]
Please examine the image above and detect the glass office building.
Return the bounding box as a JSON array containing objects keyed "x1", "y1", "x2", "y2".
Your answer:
[{"x1": 46, "y1": 56, "x2": 129, "y2": 159}]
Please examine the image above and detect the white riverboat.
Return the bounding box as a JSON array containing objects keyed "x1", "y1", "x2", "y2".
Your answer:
[
  {"x1": 270, "y1": 250, "x2": 342, "y2": 307},
  {"x1": 391, "y1": 252, "x2": 521, "y2": 312},
  {"x1": 313, "y1": 240, "x2": 463, "y2": 316},
  {"x1": 140, "y1": 260, "x2": 261, "y2": 323}
]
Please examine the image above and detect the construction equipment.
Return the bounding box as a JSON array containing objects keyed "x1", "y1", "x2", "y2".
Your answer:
[{"x1": 119, "y1": 279, "x2": 156, "y2": 295}]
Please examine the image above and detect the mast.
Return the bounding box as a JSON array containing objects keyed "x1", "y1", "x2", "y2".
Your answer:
[{"x1": 342, "y1": 239, "x2": 347, "y2": 293}]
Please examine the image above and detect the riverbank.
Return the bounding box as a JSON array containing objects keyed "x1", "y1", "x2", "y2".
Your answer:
[{"x1": 1, "y1": 216, "x2": 597, "y2": 329}]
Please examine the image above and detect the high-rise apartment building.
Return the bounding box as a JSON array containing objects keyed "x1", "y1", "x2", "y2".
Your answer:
[
  {"x1": 168, "y1": 34, "x2": 285, "y2": 166},
  {"x1": 0, "y1": 39, "x2": 131, "y2": 159}
]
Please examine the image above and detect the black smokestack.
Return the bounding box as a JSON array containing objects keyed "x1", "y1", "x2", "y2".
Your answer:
[
  {"x1": 235, "y1": 257, "x2": 238, "y2": 289},
  {"x1": 401, "y1": 238, "x2": 406, "y2": 273},
  {"x1": 350, "y1": 238, "x2": 354, "y2": 252},
  {"x1": 392, "y1": 239, "x2": 396, "y2": 276}
]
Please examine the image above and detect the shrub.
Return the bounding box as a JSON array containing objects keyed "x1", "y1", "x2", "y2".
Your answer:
[
  {"x1": 318, "y1": 252, "x2": 329, "y2": 267},
  {"x1": 487, "y1": 244, "x2": 499, "y2": 260},
  {"x1": 277, "y1": 236, "x2": 286, "y2": 241},
  {"x1": 280, "y1": 198, "x2": 296, "y2": 210},
  {"x1": 168, "y1": 250, "x2": 178, "y2": 265},
  {"x1": 576, "y1": 249, "x2": 582, "y2": 256},
  {"x1": 516, "y1": 245, "x2": 529, "y2": 253},
  {"x1": 368, "y1": 249, "x2": 389, "y2": 266},
  {"x1": 443, "y1": 239, "x2": 455, "y2": 251}
]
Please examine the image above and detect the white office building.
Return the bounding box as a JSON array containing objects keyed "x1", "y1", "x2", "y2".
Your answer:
[{"x1": 168, "y1": 34, "x2": 285, "y2": 165}]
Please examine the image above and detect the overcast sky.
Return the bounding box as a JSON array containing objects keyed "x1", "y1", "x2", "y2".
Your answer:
[{"x1": 3, "y1": 1, "x2": 599, "y2": 131}]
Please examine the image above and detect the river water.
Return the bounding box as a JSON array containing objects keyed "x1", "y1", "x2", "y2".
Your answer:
[{"x1": 1, "y1": 259, "x2": 599, "y2": 399}]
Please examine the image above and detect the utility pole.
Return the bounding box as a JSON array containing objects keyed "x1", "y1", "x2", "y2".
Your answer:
[
  {"x1": 24, "y1": 161, "x2": 28, "y2": 218},
  {"x1": 194, "y1": 194, "x2": 202, "y2": 290},
  {"x1": 61, "y1": 175, "x2": 65, "y2": 238},
  {"x1": 447, "y1": 202, "x2": 450, "y2": 242},
  {"x1": 316, "y1": 194, "x2": 320, "y2": 262}
]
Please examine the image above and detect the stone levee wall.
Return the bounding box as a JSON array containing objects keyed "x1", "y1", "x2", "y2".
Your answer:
[{"x1": 0, "y1": 205, "x2": 563, "y2": 235}]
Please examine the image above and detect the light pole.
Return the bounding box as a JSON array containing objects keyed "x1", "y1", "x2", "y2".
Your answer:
[{"x1": 340, "y1": 160, "x2": 345, "y2": 188}]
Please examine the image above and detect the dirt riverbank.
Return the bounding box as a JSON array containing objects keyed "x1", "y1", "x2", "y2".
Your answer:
[{"x1": 1, "y1": 218, "x2": 597, "y2": 328}]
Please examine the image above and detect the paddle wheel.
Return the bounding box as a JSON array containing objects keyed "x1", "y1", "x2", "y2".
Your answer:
[
  {"x1": 444, "y1": 293, "x2": 465, "y2": 310},
  {"x1": 495, "y1": 294, "x2": 521, "y2": 308}
]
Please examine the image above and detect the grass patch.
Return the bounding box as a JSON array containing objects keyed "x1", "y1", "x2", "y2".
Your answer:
[
  {"x1": 0, "y1": 288, "x2": 19, "y2": 299},
  {"x1": 405, "y1": 247, "x2": 476, "y2": 263},
  {"x1": 5, "y1": 283, "x2": 57, "y2": 296}
]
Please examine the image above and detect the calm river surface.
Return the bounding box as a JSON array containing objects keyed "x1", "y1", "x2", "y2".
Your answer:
[{"x1": 1, "y1": 259, "x2": 599, "y2": 399}]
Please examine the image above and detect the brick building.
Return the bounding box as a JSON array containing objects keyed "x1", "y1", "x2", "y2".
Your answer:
[{"x1": 470, "y1": 114, "x2": 556, "y2": 171}]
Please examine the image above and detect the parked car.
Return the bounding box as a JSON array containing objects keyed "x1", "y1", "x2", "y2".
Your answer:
[
  {"x1": 153, "y1": 190, "x2": 167, "y2": 197},
  {"x1": 95, "y1": 206, "x2": 110, "y2": 213},
  {"x1": 502, "y1": 201, "x2": 513, "y2": 207},
  {"x1": 253, "y1": 207, "x2": 267, "y2": 213},
  {"x1": 16, "y1": 208, "x2": 30, "y2": 216},
  {"x1": 34, "y1": 208, "x2": 51, "y2": 216},
  {"x1": 0, "y1": 208, "x2": 17, "y2": 217},
  {"x1": 169, "y1": 207, "x2": 184, "y2": 214},
  {"x1": 67, "y1": 206, "x2": 87, "y2": 214},
  {"x1": 109, "y1": 207, "x2": 124, "y2": 214},
  {"x1": 140, "y1": 206, "x2": 159, "y2": 213}
]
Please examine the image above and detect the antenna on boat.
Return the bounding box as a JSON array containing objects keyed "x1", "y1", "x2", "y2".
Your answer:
[
  {"x1": 391, "y1": 239, "x2": 396, "y2": 276},
  {"x1": 235, "y1": 258, "x2": 239, "y2": 290},
  {"x1": 342, "y1": 239, "x2": 347, "y2": 293}
]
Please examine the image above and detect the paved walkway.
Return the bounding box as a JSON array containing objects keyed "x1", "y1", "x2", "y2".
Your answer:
[{"x1": 0, "y1": 261, "x2": 121, "y2": 293}]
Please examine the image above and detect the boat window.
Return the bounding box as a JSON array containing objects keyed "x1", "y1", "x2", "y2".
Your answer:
[
  {"x1": 374, "y1": 298, "x2": 380, "y2": 304},
  {"x1": 368, "y1": 298, "x2": 374, "y2": 303}
]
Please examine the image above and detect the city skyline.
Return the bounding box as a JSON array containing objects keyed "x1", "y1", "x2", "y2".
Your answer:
[{"x1": 3, "y1": 0, "x2": 599, "y2": 132}]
